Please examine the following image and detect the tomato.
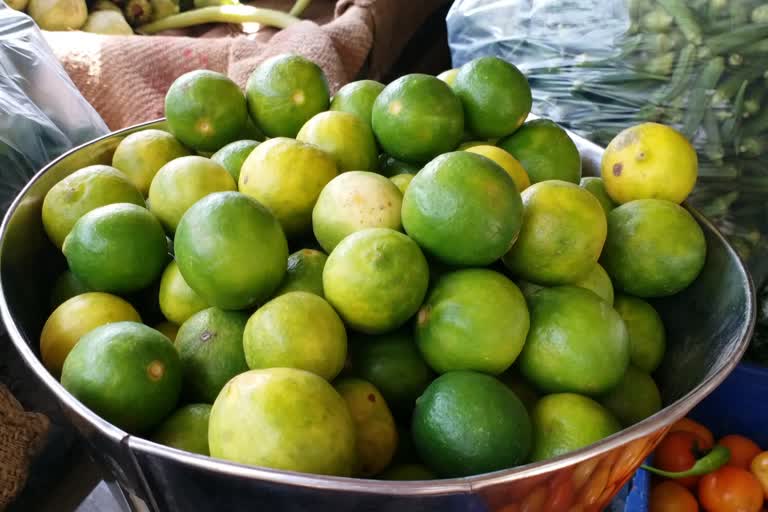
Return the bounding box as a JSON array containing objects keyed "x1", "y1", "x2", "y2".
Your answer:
[
  {"x1": 650, "y1": 480, "x2": 700, "y2": 512},
  {"x1": 751, "y1": 452, "x2": 768, "y2": 499},
  {"x1": 655, "y1": 431, "x2": 704, "y2": 488},
  {"x1": 671, "y1": 418, "x2": 715, "y2": 451},
  {"x1": 699, "y1": 466, "x2": 764, "y2": 512},
  {"x1": 718, "y1": 435, "x2": 763, "y2": 470}
]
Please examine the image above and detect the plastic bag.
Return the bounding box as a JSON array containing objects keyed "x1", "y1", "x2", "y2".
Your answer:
[
  {"x1": 0, "y1": 1, "x2": 108, "y2": 215},
  {"x1": 0, "y1": 2, "x2": 109, "y2": 503},
  {"x1": 447, "y1": 0, "x2": 768, "y2": 286}
]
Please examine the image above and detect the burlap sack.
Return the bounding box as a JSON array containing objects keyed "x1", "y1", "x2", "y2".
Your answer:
[
  {"x1": 0, "y1": 384, "x2": 49, "y2": 510},
  {"x1": 43, "y1": 0, "x2": 449, "y2": 130}
]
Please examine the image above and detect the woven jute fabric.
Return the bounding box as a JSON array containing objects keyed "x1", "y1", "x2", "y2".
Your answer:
[
  {"x1": 0, "y1": 384, "x2": 49, "y2": 510},
  {"x1": 42, "y1": 0, "x2": 448, "y2": 130}
]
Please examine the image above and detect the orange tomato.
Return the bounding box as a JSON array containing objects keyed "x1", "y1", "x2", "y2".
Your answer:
[
  {"x1": 655, "y1": 431, "x2": 704, "y2": 488},
  {"x1": 671, "y1": 418, "x2": 715, "y2": 451},
  {"x1": 699, "y1": 466, "x2": 764, "y2": 512},
  {"x1": 650, "y1": 480, "x2": 699, "y2": 512},
  {"x1": 718, "y1": 435, "x2": 763, "y2": 470}
]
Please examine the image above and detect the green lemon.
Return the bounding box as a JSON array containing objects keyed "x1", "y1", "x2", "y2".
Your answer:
[
  {"x1": 175, "y1": 307, "x2": 249, "y2": 403},
  {"x1": 239, "y1": 137, "x2": 338, "y2": 238},
  {"x1": 613, "y1": 294, "x2": 666, "y2": 372},
  {"x1": 148, "y1": 156, "x2": 237, "y2": 233},
  {"x1": 580, "y1": 176, "x2": 617, "y2": 215},
  {"x1": 150, "y1": 403, "x2": 211, "y2": 456},
  {"x1": 371, "y1": 74, "x2": 464, "y2": 163},
  {"x1": 599, "y1": 366, "x2": 662, "y2": 427},
  {"x1": 453, "y1": 56, "x2": 532, "y2": 139},
  {"x1": 323, "y1": 228, "x2": 429, "y2": 334},
  {"x1": 273, "y1": 248, "x2": 327, "y2": 298},
  {"x1": 158, "y1": 260, "x2": 208, "y2": 326},
  {"x1": 62, "y1": 203, "x2": 168, "y2": 294},
  {"x1": 42, "y1": 165, "x2": 146, "y2": 249},
  {"x1": 312, "y1": 171, "x2": 403, "y2": 253},
  {"x1": 416, "y1": 269, "x2": 529, "y2": 375},
  {"x1": 520, "y1": 286, "x2": 630, "y2": 395},
  {"x1": 412, "y1": 370, "x2": 532, "y2": 477},
  {"x1": 208, "y1": 368, "x2": 355, "y2": 476},
  {"x1": 530, "y1": 393, "x2": 621, "y2": 461},
  {"x1": 165, "y1": 70, "x2": 248, "y2": 152},
  {"x1": 502, "y1": 180, "x2": 607, "y2": 285},
  {"x1": 245, "y1": 54, "x2": 330, "y2": 138},
  {"x1": 243, "y1": 292, "x2": 347, "y2": 381},
  {"x1": 601, "y1": 199, "x2": 706, "y2": 298},
  {"x1": 112, "y1": 129, "x2": 191, "y2": 195},
  {"x1": 173, "y1": 192, "x2": 288, "y2": 310},
  {"x1": 402, "y1": 151, "x2": 522, "y2": 266},
  {"x1": 330, "y1": 79, "x2": 385, "y2": 127},
  {"x1": 210, "y1": 139, "x2": 260, "y2": 182},
  {"x1": 498, "y1": 119, "x2": 582, "y2": 184},
  {"x1": 297, "y1": 111, "x2": 378, "y2": 172},
  {"x1": 61, "y1": 321, "x2": 182, "y2": 434}
]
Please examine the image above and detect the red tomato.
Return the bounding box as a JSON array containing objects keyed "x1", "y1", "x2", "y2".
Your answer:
[
  {"x1": 699, "y1": 466, "x2": 764, "y2": 512},
  {"x1": 655, "y1": 431, "x2": 703, "y2": 488},
  {"x1": 650, "y1": 480, "x2": 699, "y2": 512},
  {"x1": 719, "y1": 435, "x2": 763, "y2": 470},
  {"x1": 671, "y1": 418, "x2": 715, "y2": 451}
]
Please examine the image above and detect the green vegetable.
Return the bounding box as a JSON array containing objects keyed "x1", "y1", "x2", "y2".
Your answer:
[
  {"x1": 137, "y1": 3, "x2": 300, "y2": 33},
  {"x1": 703, "y1": 109, "x2": 724, "y2": 162},
  {"x1": 150, "y1": 0, "x2": 179, "y2": 21},
  {"x1": 642, "y1": 8, "x2": 674, "y2": 32},
  {"x1": 704, "y1": 23, "x2": 768, "y2": 55},
  {"x1": 683, "y1": 57, "x2": 725, "y2": 137},
  {"x1": 753, "y1": 5, "x2": 768, "y2": 24},
  {"x1": 642, "y1": 445, "x2": 731, "y2": 478},
  {"x1": 721, "y1": 80, "x2": 748, "y2": 149},
  {"x1": 656, "y1": 0, "x2": 703, "y2": 44},
  {"x1": 652, "y1": 44, "x2": 697, "y2": 105}
]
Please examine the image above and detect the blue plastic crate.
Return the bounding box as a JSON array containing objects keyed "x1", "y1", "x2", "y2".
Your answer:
[{"x1": 615, "y1": 361, "x2": 768, "y2": 512}]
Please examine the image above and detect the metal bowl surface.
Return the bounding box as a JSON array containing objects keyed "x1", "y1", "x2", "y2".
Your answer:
[{"x1": 0, "y1": 119, "x2": 755, "y2": 512}]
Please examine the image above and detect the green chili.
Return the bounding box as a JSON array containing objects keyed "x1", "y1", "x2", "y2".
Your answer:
[{"x1": 642, "y1": 445, "x2": 731, "y2": 478}]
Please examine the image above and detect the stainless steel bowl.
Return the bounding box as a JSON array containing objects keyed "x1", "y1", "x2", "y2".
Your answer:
[{"x1": 0, "y1": 119, "x2": 755, "y2": 512}]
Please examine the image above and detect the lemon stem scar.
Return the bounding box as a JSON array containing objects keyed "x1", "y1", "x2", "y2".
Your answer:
[{"x1": 147, "y1": 360, "x2": 165, "y2": 381}]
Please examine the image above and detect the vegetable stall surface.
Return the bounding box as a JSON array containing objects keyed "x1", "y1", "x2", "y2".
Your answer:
[{"x1": 36, "y1": 52, "x2": 712, "y2": 487}]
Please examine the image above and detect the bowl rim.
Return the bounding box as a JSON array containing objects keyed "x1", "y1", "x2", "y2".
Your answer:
[{"x1": 0, "y1": 118, "x2": 756, "y2": 496}]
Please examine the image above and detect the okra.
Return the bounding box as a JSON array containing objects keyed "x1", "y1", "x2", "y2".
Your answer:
[
  {"x1": 728, "y1": 53, "x2": 744, "y2": 66},
  {"x1": 683, "y1": 57, "x2": 726, "y2": 137},
  {"x1": 754, "y1": 4, "x2": 768, "y2": 24},
  {"x1": 652, "y1": 44, "x2": 697, "y2": 105},
  {"x1": 699, "y1": 191, "x2": 739, "y2": 218},
  {"x1": 642, "y1": 8, "x2": 674, "y2": 32},
  {"x1": 721, "y1": 80, "x2": 748, "y2": 147},
  {"x1": 707, "y1": 0, "x2": 727, "y2": 19},
  {"x1": 644, "y1": 51, "x2": 677, "y2": 75},
  {"x1": 744, "y1": 84, "x2": 766, "y2": 115},
  {"x1": 738, "y1": 136, "x2": 766, "y2": 157},
  {"x1": 743, "y1": 108, "x2": 768, "y2": 137},
  {"x1": 703, "y1": 109, "x2": 725, "y2": 162},
  {"x1": 713, "y1": 65, "x2": 767, "y2": 102},
  {"x1": 704, "y1": 23, "x2": 768, "y2": 55},
  {"x1": 729, "y1": 3, "x2": 751, "y2": 25},
  {"x1": 656, "y1": 0, "x2": 703, "y2": 44},
  {"x1": 741, "y1": 39, "x2": 768, "y2": 55}
]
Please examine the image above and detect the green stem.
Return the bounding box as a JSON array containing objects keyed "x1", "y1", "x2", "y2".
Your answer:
[
  {"x1": 137, "y1": 4, "x2": 299, "y2": 33},
  {"x1": 288, "y1": 0, "x2": 311, "y2": 17},
  {"x1": 642, "y1": 445, "x2": 731, "y2": 478}
]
